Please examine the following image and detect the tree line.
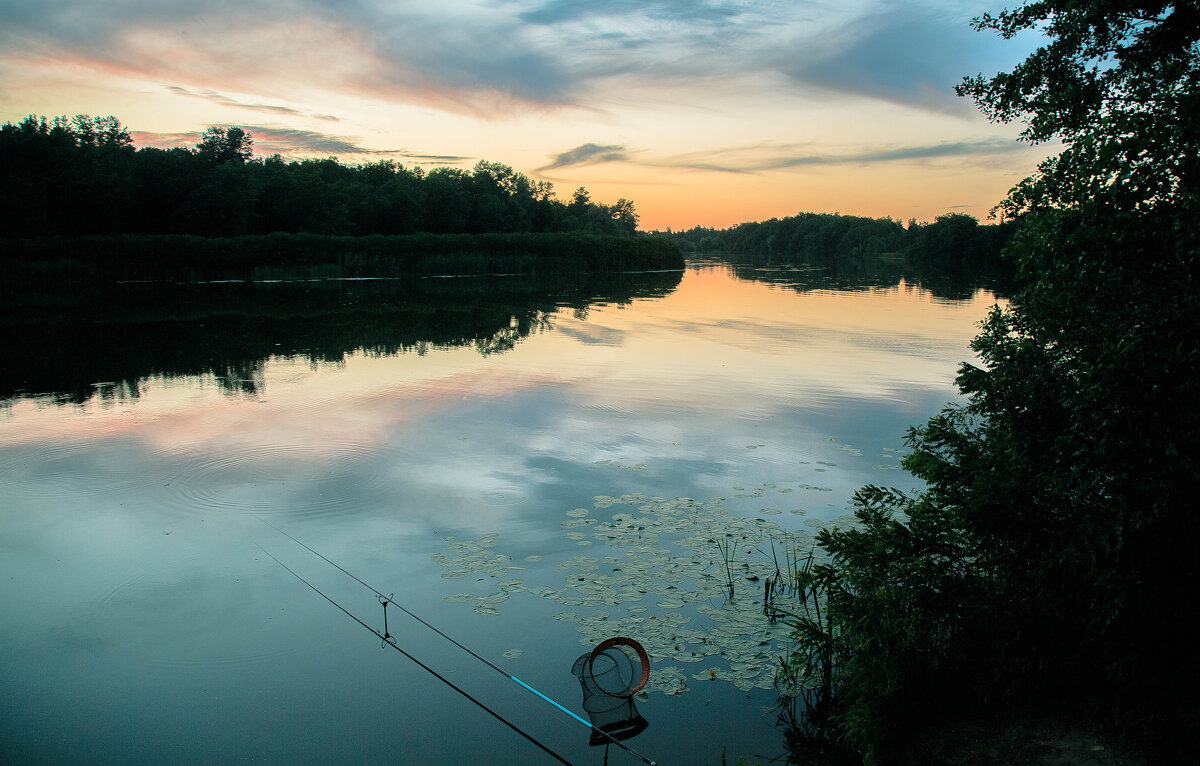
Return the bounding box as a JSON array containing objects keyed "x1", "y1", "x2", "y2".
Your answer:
[
  {"x1": 780, "y1": 1, "x2": 1198, "y2": 763},
  {"x1": 0, "y1": 115, "x2": 640, "y2": 239},
  {"x1": 668, "y1": 210, "x2": 1014, "y2": 272}
]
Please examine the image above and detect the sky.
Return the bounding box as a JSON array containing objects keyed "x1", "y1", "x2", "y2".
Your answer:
[{"x1": 0, "y1": 0, "x2": 1052, "y2": 231}]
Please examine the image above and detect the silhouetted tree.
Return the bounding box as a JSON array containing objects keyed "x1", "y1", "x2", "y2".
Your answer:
[
  {"x1": 783, "y1": 2, "x2": 1200, "y2": 761},
  {"x1": 196, "y1": 126, "x2": 253, "y2": 164},
  {"x1": 0, "y1": 113, "x2": 647, "y2": 239}
]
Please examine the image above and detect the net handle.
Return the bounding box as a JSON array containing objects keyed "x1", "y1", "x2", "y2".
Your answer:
[{"x1": 587, "y1": 637, "x2": 650, "y2": 698}]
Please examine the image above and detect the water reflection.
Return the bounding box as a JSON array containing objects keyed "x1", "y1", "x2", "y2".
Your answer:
[
  {"x1": 1, "y1": 270, "x2": 682, "y2": 406},
  {"x1": 704, "y1": 249, "x2": 1014, "y2": 301},
  {"x1": 0, "y1": 259, "x2": 1000, "y2": 765}
]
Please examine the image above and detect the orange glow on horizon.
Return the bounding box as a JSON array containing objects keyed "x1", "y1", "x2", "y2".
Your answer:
[{"x1": 0, "y1": 2, "x2": 1050, "y2": 233}]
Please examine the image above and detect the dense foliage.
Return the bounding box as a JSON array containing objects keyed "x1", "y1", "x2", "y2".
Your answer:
[
  {"x1": 0, "y1": 115, "x2": 640, "y2": 238},
  {"x1": 784, "y1": 1, "x2": 1199, "y2": 762}
]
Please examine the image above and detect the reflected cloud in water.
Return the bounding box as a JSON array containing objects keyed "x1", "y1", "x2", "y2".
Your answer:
[{"x1": 0, "y1": 258, "x2": 1003, "y2": 764}]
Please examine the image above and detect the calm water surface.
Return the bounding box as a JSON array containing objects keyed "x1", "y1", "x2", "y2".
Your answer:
[{"x1": 0, "y1": 260, "x2": 999, "y2": 765}]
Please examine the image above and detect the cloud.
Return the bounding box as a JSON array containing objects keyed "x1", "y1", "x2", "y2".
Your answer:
[
  {"x1": 0, "y1": 1, "x2": 1024, "y2": 118},
  {"x1": 0, "y1": 1, "x2": 583, "y2": 111},
  {"x1": 165, "y1": 86, "x2": 340, "y2": 121},
  {"x1": 0, "y1": 0, "x2": 761, "y2": 113},
  {"x1": 130, "y1": 124, "x2": 470, "y2": 164},
  {"x1": 764, "y1": 137, "x2": 1033, "y2": 169},
  {"x1": 519, "y1": 0, "x2": 740, "y2": 26},
  {"x1": 540, "y1": 143, "x2": 628, "y2": 171},
  {"x1": 678, "y1": 136, "x2": 1035, "y2": 172},
  {"x1": 545, "y1": 136, "x2": 1033, "y2": 175},
  {"x1": 128, "y1": 131, "x2": 198, "y2": 148},
  {"x1": 245, "y1": 126, "x2": 470, "y2": 161},
  {"x1": 773, "y1": 7, "x2": 984, "y2": 115}
]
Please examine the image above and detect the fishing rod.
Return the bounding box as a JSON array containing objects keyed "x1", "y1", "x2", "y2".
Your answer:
[
  {"x1": 256, "y1": 544, "x2": 576, "y2": 766},
  {"x1": 259, "y1": 520, "x2": 658, "y2": 766}
]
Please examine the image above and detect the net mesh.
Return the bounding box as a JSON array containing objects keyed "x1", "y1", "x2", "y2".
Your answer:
[{"x1": 572, "y1": 640, "x2": 649, "y2": 745}]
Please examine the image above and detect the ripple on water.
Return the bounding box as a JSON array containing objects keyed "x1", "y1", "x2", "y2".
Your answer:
[
  {"x1": 481, "y1": 485, "x2": 530, "y2": 508},
  {"x1": 163, "y1": 440, "x2": 387, "y2": 520},
  {"x1": 0, "y1": 440, "x2": 143, "y2": 500},
  {"x1": 85, "y1": 569, "x2": 171, "y2": 612}
]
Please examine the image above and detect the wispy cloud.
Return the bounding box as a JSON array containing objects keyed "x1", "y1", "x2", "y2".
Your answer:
[
  {"x1": 519, "y1": 0, "x2": 741, "y2": 26},
  {"x1": 772, "y1": 7, "x2": 982, "y2": 115},
  {"x1": 0, "y1": 1, "x2": 1013, "y2": 117},
  {"x1": 749, "y1": 137, "x2": 1035, "y2": 171},
  {"x1": 130, "y1": 124, "x2": 471, "y2": 164},
  {"x1": 128, "y1": 131, "x2": 197, "y2": 148},
  {"x1": 540, "y1": 143, "x2": 629, "y2": 171},
  {"x1": 540, "y1": 136, "x2": 1035, "y2": 176},
  {"x1": 245, "y1": 126, "x2": 470, "y2": 162},
  {"x1": 165, "y1": 86, "x2": 340, "y2": 121}
]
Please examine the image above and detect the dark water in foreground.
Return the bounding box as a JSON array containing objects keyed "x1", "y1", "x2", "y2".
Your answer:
[{"x1": 0, "y1": 259, "x2": 999, "y2": 765}]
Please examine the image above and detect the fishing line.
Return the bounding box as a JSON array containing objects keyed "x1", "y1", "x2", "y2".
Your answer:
[
  {"x1": 256, "y1": 544, "x2": 576, "y2": 766},
  {"x1": 260, "y1": 519, "x2": 658, "y2": 766}
]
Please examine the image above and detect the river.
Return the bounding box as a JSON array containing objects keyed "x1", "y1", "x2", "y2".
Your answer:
[{"x1": 0, "y1": 257, "x2": 1001, "y2": 765}]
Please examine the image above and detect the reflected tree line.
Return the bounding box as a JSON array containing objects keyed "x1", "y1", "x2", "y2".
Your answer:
[
  {"x1": 669, "y1": 210, "x2": 1015, "y2": 293},
  {"x1": 0, "y1": 115, "x2": 639, "y2": 238},
  {"x1": 0, "y1": 271, "x2": 682, "y2": 407},
  {"x1": 0, "y1": 243, "x2": 998, "y2": 410},
  {"x1": 698, "y1": 247, "x2": 1011, "y2": 302}
]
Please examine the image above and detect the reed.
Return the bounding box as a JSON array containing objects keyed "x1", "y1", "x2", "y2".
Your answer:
[{"x1": 713, "y1": 534, "x2": 738, "y2": 600}]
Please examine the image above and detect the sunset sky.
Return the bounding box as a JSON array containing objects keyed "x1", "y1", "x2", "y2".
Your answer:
[{"x1": 0, "y1": 0, "x2": 1052, "y2": 231}]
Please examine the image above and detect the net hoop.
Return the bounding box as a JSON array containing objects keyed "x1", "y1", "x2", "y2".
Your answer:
[{"x1": 587, "y1": 637, "x2": 650, "y2": 698}]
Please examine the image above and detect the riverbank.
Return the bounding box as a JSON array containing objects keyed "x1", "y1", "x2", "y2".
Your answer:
[
  {"x1": 899, "y1": 715, "x2": 1152, "y2": 766},
  {"x1": 894, "y1": 693, "x2": 1200, "y2": 766},
  {"x1": 0, "y1": 231, "x2": 684, "y2": 283}
]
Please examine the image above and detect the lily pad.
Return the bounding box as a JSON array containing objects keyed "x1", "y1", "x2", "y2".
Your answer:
[{"x1": 431, "y1": 493, "x2": 827, "y2": 695}]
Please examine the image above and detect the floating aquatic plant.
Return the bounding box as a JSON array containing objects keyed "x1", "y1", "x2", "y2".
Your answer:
[
  {"x1": 430, "y1": 494, "x2": 864, "y2": 695},
  {"x1": 595, "y1": 459, "x2": 648, "y2": 471}
]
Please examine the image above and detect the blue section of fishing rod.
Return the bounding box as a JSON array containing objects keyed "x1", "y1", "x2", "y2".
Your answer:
[
  {"x1": 260, "y1": 519, "x2": 658, "y2": 766},
  {"x1": 512, "y1": 676, "x2": 591, "y2": 727}
]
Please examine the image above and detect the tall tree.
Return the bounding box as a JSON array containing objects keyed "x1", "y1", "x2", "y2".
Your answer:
[
  {"x1": 196, "y1": 126, "x2": 254, "y2": 164},
  {"x1": 789, "y1": 2, "x2": 1200, "y2": 760},
  {"x1": 945, "y1": 0, "x2": 1199, "y2": 683}
]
